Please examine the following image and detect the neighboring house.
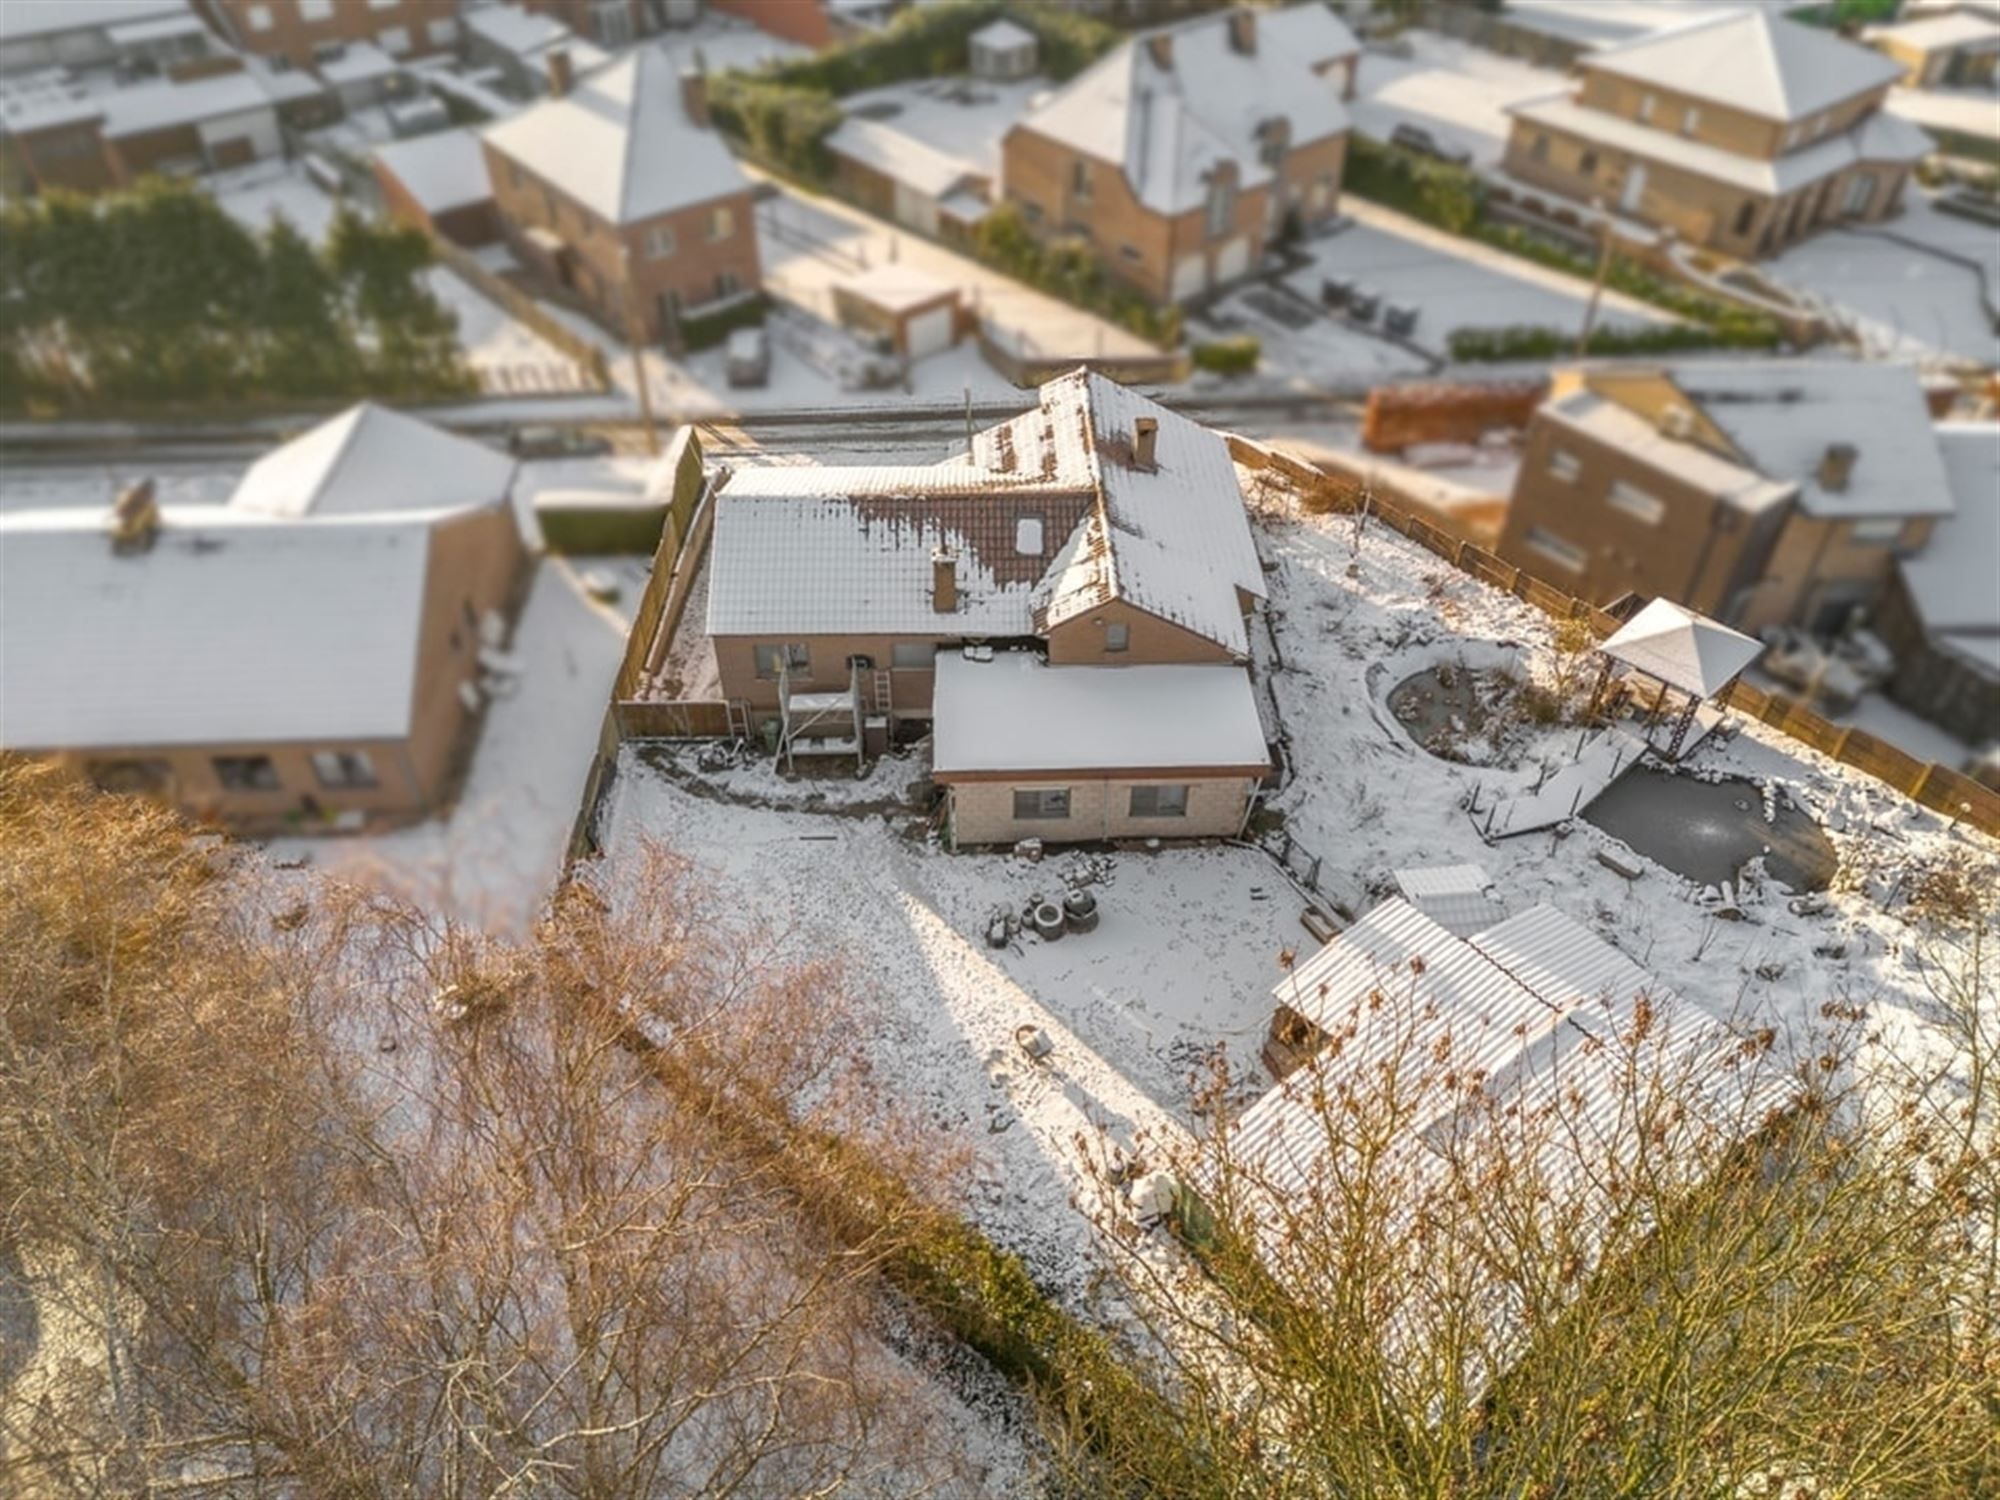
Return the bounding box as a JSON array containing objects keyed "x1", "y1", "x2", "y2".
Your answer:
[
  {"x1": 705, "y1": 0, "x2": 840, "y2": 51},
  {"x1": 1864, "y1": 11, "x2": 2000, "y2": 88},
  {"x1": 516, "y1": 0, "x2": 682, "y2": 49},
  {"x1": 314, "y1": 39, "x2": 406, "y2": 112},
  {"x1": 703, "y1": 369, "x2": 1272, "y2": 847},
  {"x1": 829, "y1": 263, "x2": 962, "y2": 359},
  {"x1": 1496, "y1": 360, "x2": 1957, "y2": 637},
  {"x1": 1502, "y1": 10, "x2": 1932, "y2": 259},
  {"x1": 0, "y1": 405, "x2": 527, "y2": 833},
  {"x1": 1874, "y1": 423, "x2": 2000, "y2": 748},
  {"x1": 199, "y1": 0, "x2": 461, "y2": 70},
  {"x1": 0, "y1": 0, "x2": 205, "y2": 76},
  {"x1": 462, "y1": 2, "x2": 610, "y2": 98},
  {"x1": 1, "y1": 60, "x2": 282, "y2": 194},
  {"x1": 1002, "y1": 4, "x2": 1358, "y2": 305},
  {"x1": 373, "y1": 127, "x2": 499, "y2": 246},
  {"x1": 481, "y1": 45, "x2": 761, "y2": 344},
  {"x1": 824, "y1": 116, "x2": 992, "y2": 246}
]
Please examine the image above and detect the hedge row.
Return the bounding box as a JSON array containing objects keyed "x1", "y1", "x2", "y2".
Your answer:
[
  {"x1": 973, "y1": 202, "x2": 1182, "y2": 346},
  {"x1": 1449, "y1": 319, "x2": 1781, "y2": 363},
  {"x1": 1193, "y1": 334, "x2": 1261, "y2": 375},
  {"x1": 678, "y1": 291, "x2": 770, "y2": 352}
]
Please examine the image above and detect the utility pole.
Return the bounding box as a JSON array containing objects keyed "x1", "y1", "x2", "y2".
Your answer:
[
  {"x1": 1576, "y1": 204, "x2": 1614, "y2": 359},
  {"x1": 621, "y1": 263, "x2": 660, "y2": 457}
]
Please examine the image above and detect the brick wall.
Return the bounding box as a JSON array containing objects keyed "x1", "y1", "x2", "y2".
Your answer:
[{"x1": 945, "y1": 775, "x2": 1255, "y2": 847}]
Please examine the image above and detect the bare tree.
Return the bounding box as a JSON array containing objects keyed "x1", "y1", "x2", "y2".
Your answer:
[{"x1": 0, "y1": 768, "x2": 991, "y2": 1497}]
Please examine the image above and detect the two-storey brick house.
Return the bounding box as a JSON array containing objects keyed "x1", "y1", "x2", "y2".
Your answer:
[
  {"x1": 481, "y1": 46, "x2": 762, "y2": 344},
  {"x1": 1000, "y1": 4, "x2": 1357, "y2": 306},
  {"x1": 1502, "y1": 9, "x2": 1932, "y2": 259},
  {"x1": 200, "y1": 0, "x2": 460, "y2": 70}
]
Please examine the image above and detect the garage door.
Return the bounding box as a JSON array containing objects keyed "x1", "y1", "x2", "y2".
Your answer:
[
  {"x1": 905, "y1": 303, "x2": 954, "y2": 359},
  {"x1": 1213, "y1": 235, "x2": 1251, "y2": 285},
  {"x1": 1169, "y1": 252, "x2": 1207, "y2": 302},
  {"x1": 893, "y1": 182, "x2": 939, "y2": 239}
]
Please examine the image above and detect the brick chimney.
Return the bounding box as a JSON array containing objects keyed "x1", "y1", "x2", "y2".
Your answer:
[
  {"x1": 108, "y1": 476, "x2": 159, "y2": 556},
  {"x1": 546, "y1": 47, "x2": 573, "y2": 99},
  {"x1": 681, "y1": 51, "x2": 710, "y2": 128},
  {"x1": 931, "y1": 548, "x2": 958, "y2": 612},
  {"x1": 1146, "y1": 32, "x2": 1174, "y2": 70},
  {"x1": 1133, "y1": 416, "x2": 1159, "y2": 470},
  {"x1": 1228, "y1": 8, "x2": 1256, "y2": 55},
  {"x1": 1816, "y1": 441, "x2": 1858, "y2": 493}
]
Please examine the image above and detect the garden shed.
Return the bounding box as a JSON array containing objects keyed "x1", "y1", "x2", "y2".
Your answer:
[
  {"x1": 831, "y1": 263, "x2": 962, "y2": 360},
  {"x1": 970, "y1": 18, "x2": 1038, "y2": 81}
]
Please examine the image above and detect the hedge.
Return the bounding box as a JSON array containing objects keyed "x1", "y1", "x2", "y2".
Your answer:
[
  {"x1": 1193, "y1": 334, "x2": 1261, "y2": 376},
  {"x1": 763, "y1": 0, "x2": 1117, "y2": 95},
  {"x1": 677, "y1": 291, "x2": 770, "y2": 353},
  {"x1": 973, "y1": 202, "x2": 1182, "y2": 346},
  {"x1": 1449, "y1": 319, "x2": 1783, "y2": 363},
  {"x1": 535, "y1": 499, "x2": 669, "y2": 555}
]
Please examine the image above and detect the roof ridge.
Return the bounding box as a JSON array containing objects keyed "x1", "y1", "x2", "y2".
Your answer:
[
  {"x1": 616, "y1": 50, "x2": 644, "y2": 223},
  {"x1": 310, "y1": 403, "x2": 375, "y2": 510}
]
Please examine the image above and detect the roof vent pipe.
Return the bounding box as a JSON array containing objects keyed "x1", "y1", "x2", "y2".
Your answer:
[
  {"x1": 1146, "y1": 32, "x2": 1174, "y2": 69},
  {"x1": 1133, "y1": 416, "x2": 1159, "y2": 470},
  {"x1": 108, "y1": 477, "x2": 159, "y2": 555},
  {"x1": 1817, "y1": 442, "x2": 1858, "y2": 493},
  {"x1": 1228, "y1": 8, "x2": 1256, "y2": 55}
]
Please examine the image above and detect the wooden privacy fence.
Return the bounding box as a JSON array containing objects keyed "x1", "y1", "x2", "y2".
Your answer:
[
  {"x1": 615, "y1": 700, "x2": 735, "y2": 739},
  {"x1": 1230, "y1": 434, "x2": 2000, "y2": 841},
  {"x1": 429, "y1": 236, "x2": 611, "y2": 391},
  {"x1": 1361, "y1": 379, "x2": 1546, "y2": 454}
]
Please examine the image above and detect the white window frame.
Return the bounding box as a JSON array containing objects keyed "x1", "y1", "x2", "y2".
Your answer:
[
  {"x1": 1104, "y1": 621, "x2": 1130, "y2": 653},
  {"x1": 1638, "y1": 92, "x2": 1655, "y2": 123},
  {"x1": 311, "y1": 750, "x2": 379, "y2": 789},
  {"x1": 645, "y1": 225, "x2": 676, "y2": 260},
  {"x1": 378, "y1": 24, "x2": 411, "y2": 55},
  {"x1": 213, "y1": 755, "x2": 281, "y2": 791},
  {"x1": 368, "y1": 0, "x2": 398, "y2": 10},
  {"x1": 246, "y1": 2, "x2": 274, "y2": 30},
  {"x1": 1523, "y1": 525, "x2": 1587, "y2": 573},
  {"x1": 753, "y1": 643, "x2": 810, "y2": 679},
  {"x1": 1681, "y1": 105, "x2": 1700, "y2": 138},
  {"x1": 1205, "y1": 177, "x2": 1235, "y2": 239},
  {"x1": 427, "y1": 17, "x2": 458, "y2": 46},
  {"x1": 1606, "y1": 479, "x2": 1667, "y2": 525},
  {"x1": 1012, "y1": 787, "x2": 1072, "y2": 821},
  {"x1": 1128, "y1": 784, "x2": 1188, "y2": 818},
  {"x1": 1849, "y1": 517, "x2": 1902, "y2": 545},
  {"x1": 299, "y1": 0, "x2": 335, "y2": 20},
  {"x1": 708, "y1": 205, "x2": 735, "y2": 242},
  {"x1": 1548, "y1": 447, "x2": 1581, "y2": 483}
]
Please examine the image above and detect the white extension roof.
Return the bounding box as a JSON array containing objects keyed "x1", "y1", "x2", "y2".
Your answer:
[
  {"x1": 228, "y1": 403, "x2": 516, "y2": 520},
  {"x1": 482, "y1": 45, "x2": 747, "y2": 225},
  {"x1": 0, "y1": 506, "x2": 438, "y2": 751},
  {"x1": 825, "y1": 115, "x2": 982, "y2": 199},
  {"x1": 97, "y1": 69, "x2": 274, "y2": 138},
  {"x1": 835, "y1": 260, "x2": 957, "y2": 314},
  {"x1": 1600, "y1": 598, "x2": 1762, "y2": 699},
  {"x1": 1017, "y1": 2, "x2": 1355, "y2": 215},
  {"x1": 1898, "y1": 423, "x2": 2000, "y2": 665},
  {"x1": 1392, "y1": 863, "x2": 1504, "y2": 938},
  {"x1": 1, "y1": 0, "x2": 188, "y2": 42},
  {"x1": 317, "y1": 41, "x2": 400, "y2": 86},
  {"x1": 708, "y1": 370, "x2": 1264, "y2": 655},
  {"x1": 1663, "y1": 359, "x2": 1957, "y2": 521},
  {"x1": 1584, "y1": 9, "x2": 1903, "y2": 122},
  {"x1": 930, "y1": 651, "x2": 1268, "y2": 776},
  {"x1": 463, "y1": 2, "x2": 573, "y2": 57},
  {"x1": 372, "y1": 126, "x2": 493, "y2": 213},
  {"x1": 1866, "y1": 12, "x2": 2000, "y2": 55}
]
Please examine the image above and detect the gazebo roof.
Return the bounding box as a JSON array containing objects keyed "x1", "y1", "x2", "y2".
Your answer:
[{"x1": 1598, "y1": 598, "x2": 1762, "y2": 700}]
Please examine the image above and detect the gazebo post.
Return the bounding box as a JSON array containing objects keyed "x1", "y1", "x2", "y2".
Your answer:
[
  {"x1": 1643, "y1": 677, "x2": 1670, "y2": 731},
  {"x1": 1666, "y1": 693, "x2": 1701, "y2": 760},
  {"x1": 1586, "y1": 654, "x2": 1615, "y2": 722}
]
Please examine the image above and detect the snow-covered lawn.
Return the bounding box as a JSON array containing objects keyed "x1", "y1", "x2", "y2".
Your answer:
[
  {"x1": 1767, "y1": 192, "x2": 2000, "y2": 366},
  {"x1": 1196, "y1": 277, "x2": 1432, "y2": 389},
  {"x1": 1283, "y1": 204, "x2": 1673, "y2": 352},
  {"x1": 264, "y1": 554, "x2": 635, "y2": 935},
  {"x1": 1350, "y1": 31, "x2": 1567, "y2": 168},
  {"x1": 210, "y1": 157, "x2": 341, "y2": 241},
  {"x1": 425, "y1": 266, "x2": 597, "y2": 394},
  {"x1": 590, "y1": 470, "x2": 1997, "y2": 1295}
]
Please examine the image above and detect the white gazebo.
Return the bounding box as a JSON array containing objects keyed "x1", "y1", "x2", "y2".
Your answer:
[
  {"x1": 1592, "y1": 598, "x2": 1763, "y2": 759},
  {"x1": 970, "y1": 18, "x2": 1038, "y2": 81}
]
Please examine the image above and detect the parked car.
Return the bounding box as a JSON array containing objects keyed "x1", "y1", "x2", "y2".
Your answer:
[
  {"x1": 726, "y1": 327, "x2": 771, "y2": 389},
  {"x1": 507, "y1": 425, "x2": 612, "y2": 460},
  {"x1": 1389, "y1": 122, "x2": 1472, "y2": 167}
]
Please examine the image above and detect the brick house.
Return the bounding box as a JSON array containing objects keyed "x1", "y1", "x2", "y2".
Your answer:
[
  {"x1": 1864, "y1": 11, "x2": 2000, "y2": 88},
  {"x1": 1496, "y1": 361, "x2": 1957, "y2": 638},
  {"x1": 703, "y1": 369, "x2": 1272, "y2": 847},
  {"x1": 198, "y1": 0, "x2": 461, "y2": 70},
  {"x1": 1000, "y1": 4, "x2": 1358, "y2": 305},
  {"x1": 1501, "y1": 10, "x2": 1932, "y2": 259},
  {"x1": 517, "y1": 0, "x2": 676, "y2": 50},
  {"x1": 0, "y1": 405, "x2": 528, "y2": 833},
  {"x1": 481, "y1": 46, "x2": 762, "y2": 344},
  {"x1": 373, "y1": 126, "x2": 499, "y2": 246}
]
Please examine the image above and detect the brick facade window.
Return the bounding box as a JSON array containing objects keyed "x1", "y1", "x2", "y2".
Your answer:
[
  {"x1": 312, "y1": 750, "x2": 379, "y2": 789},
  {"x1": 1012, "y1": 788, "x2": 1071, "y2": 821},
  {"x1": 1129, "y1": 784, "x2": 1188, "y2": 818},
  {"x1": 214, "y1": 755, "x2": 281, "y2": 791}
]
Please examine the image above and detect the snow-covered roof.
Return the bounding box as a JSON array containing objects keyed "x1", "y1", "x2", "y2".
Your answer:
[
  {"x1": 0, "y1": 506, "x2": 439, "y2": 751},
  {"x1": 835, "y1": 260, "x2": 957, "y2": 314},
  {"x1": 708, "y1": 371, "x2": 1264, "y2": 655},
  {"x1": 463, "y1": 2, "x2": 573, "y2": 57},
  {"x1": 1392, "y1": 863, "x2": 1504, "y2": 938},
  {"x1": 1663, "y1": 360, "x2": 1956, "y2": 521},
  {"x1": 930, "y1": 651, "x2": 1268, "y2": 776},
  {"x1": 1599, "y1": 598, "x2": 1762, "y2": 699},
  {"x1": 1016, "y1": 3, "x2": 1355, "y2": 215},
  {"x1": 1539, "y1": 388, "x2": 1795, "y2": 513},
  {"x1": 317, "y1": 41, "x2": 401, "y2": 86},
  {"x1": 1867, "y1": 12, "x2": 2000, "y2": 54},
  {"x1": 1506, "y1": 92, "x2": 1921, "y2": 195},
  {"x1": 228, "y1": 403, "x2": 516, "y2": 520},
  {"x1": 372, "y1": 127, "x2": 493, "y2": 213},
  {"x1": 2, "y1": 0, "x2": 187, "y2": 42},
  {"x1": 1899, "y1": 423, "x2": 2000, "y2": 651},
  {"x1": 825, "y1": 115, "x2": 981, "y2": 198},
  {"x1": 481, "y1": 46, "x2": 748, "y2": 225},
  {"x1": 971, "y1": 18, "x2": 1037, "y2": 53},
  {"x1": 98, "y1": 69, "x2": 274, "y2": 138},
  {"x1": 105, "y1": 12, "x2": 210, "y2": 45},
  {"x1": 1583, "y1": 9, "x2": 1903, "y2": 122},
  {"x1": 244, "y1": 58, "x2": 326, "y2": 105}
]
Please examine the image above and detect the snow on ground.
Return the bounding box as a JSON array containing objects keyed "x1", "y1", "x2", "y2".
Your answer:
[
  {"x1": 1767, "y1": 191, "x2": 2000, "y2": 367},
  {"x1": 1351, "y1": 31, "x2": 1567, "y2": 168},
  {"x1": 675, "y1": 12, "x2": 811, "y2": 74},
  {"x1": 426, "y1": 265, "x2": 597, "y2": 393},
  {"x1": 1196, "y1": 275, "x2": 1433, "y2": 390},
  {"x1": 210, "y1": 157, "x2": 340, "y2": 241},
  {"x1": 1745, "y1": 669, "x2": 1981, "y2": 772},
  {"x1": 0, "y1": 462, "x2": 239, "y2": 514},
  {"x1": 1284, "y1": 203, "x2": 1673, "y2": 352},
  {"x1": 590, "y1": 465, "x2": 1997, "y2": 1302},
  {"x1": 263, "y1": 555, "x2": 633, "y2": 935}
]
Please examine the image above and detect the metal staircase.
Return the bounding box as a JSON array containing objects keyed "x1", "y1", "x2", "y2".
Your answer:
[{"x1": 775, "y1": 661, "x2": 864, "y2": 773}]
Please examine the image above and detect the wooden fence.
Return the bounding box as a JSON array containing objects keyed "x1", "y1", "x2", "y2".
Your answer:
[
  {"x1": 1230, "y1": 434, "x2": 2000, "y2": 841},
  {"x1": 429, "y1": 235, "x2": 611, "y2": 392},
  {"x1": 615, "y1": 700, "x2": 735, "y2": 739}
]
